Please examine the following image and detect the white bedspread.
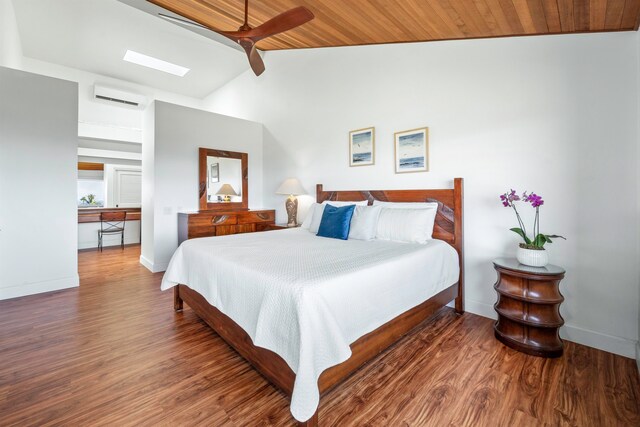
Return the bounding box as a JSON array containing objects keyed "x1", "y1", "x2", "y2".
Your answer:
[{"x1": 161, "y1": 228, "x2": 459, "y2": 422}]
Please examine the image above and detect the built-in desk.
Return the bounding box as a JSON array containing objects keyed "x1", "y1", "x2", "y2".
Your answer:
[
  {"x1": 78, "y1": 207, "x2": 141, "y2": 250},
  {"x1": 78, "y1": 207, "x2": 141, "y2": 223}
]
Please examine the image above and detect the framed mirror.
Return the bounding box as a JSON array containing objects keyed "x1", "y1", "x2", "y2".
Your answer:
[{"x1": 199, "y1": 147, "x2": 248, "y2": 211}]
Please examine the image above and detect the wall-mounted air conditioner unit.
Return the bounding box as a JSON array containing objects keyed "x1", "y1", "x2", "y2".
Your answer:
[{"x1": 93, "y1": 85, "x2": 147, "y2": 109}]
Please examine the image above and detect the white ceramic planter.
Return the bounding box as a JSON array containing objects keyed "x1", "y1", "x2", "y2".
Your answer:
[{"x1": 516, "y1": 246, "x2": 549, "y2": 267}]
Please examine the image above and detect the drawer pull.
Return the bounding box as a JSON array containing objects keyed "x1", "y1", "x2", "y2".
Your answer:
[
  {"x1": 257, "y1": 212, "x2": 270, "y2": 220},
  {"x1": 212, "y1": 215, "x2": 229, "y2": 225}
]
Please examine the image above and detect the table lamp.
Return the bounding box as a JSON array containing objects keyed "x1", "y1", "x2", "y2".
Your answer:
[
  {"x1": 216, "y1": 183, "x2": 238, "y2": 202},
  {"x1": 276, "y1": 178, "x2": 306, "y2": 227}
]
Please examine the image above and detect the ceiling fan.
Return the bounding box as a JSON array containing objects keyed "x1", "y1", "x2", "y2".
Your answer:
[{"x1": 151, "y1": 0, "x2": 314, "y2": 76}]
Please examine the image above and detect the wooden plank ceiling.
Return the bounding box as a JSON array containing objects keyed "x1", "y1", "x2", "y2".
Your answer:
[{"x1": 150, "y1": 0, "x2": 640, "y2": 50}]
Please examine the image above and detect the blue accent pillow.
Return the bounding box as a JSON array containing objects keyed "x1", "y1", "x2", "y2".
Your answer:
[{"x1": 317, "y1": 204, "x2": 356, "y2": 240}]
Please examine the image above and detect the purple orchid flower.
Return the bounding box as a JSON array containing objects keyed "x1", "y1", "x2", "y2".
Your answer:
[
  {"x1": 499, "y1": 188, "x2": 564, "y2": 249},
  {"x1": 524, "y1": 192, "x2": 544, "y2": 208},
  {"x1": 499, "y1": 189, "x2": 520, "y2": 207}
]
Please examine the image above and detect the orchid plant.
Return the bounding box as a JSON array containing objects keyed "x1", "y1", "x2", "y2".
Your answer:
[{"x1": 500, "y1": 189, "x2": 565, "y2": 250}]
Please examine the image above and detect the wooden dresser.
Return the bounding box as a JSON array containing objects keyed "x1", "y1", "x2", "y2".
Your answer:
[{"x1": 178, "y1": 209, "x2": 276, "y2": 245}]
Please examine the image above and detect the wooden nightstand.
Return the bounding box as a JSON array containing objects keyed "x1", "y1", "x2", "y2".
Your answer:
[{"x1": 493, "y1": 258, "x2": 566, "y2": 358}]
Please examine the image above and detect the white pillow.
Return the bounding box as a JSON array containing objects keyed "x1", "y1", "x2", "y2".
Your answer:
[
  {"x1": 301, "y1": 203, "x2": 318, "y2": 230},
  {"x1": 376, "y1": 207, "x2": 438, "y2": 244},
  {"x1": 348, "y1": 205, "x2": 382, "y2": 240},
  {"x1": 373, "y1": 200, "x2": 439, "y2": 210},
  {"x1": 309, "y1": 201, "x2": 369, "y2": 233},
  {"x1": 322, "y1": 200, "x2": 369, "y2": 207}
]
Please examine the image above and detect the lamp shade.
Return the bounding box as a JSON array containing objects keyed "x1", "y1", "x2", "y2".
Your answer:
[
  {"x1": 276, "y1": 178, "x2": 306, "y2": 196},
  {"x1": 216, "y1": 183, "x2": 238, "y2": 196}
]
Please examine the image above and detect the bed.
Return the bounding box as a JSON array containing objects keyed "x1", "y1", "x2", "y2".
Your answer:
[{"x1": 162, "y1": 179, "x2": 464, "y2": 426}]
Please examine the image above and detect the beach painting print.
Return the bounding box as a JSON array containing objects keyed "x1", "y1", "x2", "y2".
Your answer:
[
  {"x1": 349, "y1": 127, "x2": 375, "y2": 167},
  {"x1": 395, "y1": 127, "x2": 429, "y2": 173}
]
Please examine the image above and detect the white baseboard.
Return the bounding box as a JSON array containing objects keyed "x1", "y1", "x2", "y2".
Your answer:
[
  {"x1": 464, "y1": 298, "x2": 637, "y2": 359},
  {"x1": 78, "y1": 238, "x2": 140, "y2": 250},
  {"x1": 139, "y1": 255, "x2": 168, "y2": 273},
  {"x1": 139, "y1": 255, "x2": 154, "y2": 272},
  {"x1": 559, "y1": 323, "x2": 637, "y2": 359},
  {"x1": 0, "y1": 275, "x2": 79, "y2": 300},
  {"x1": 636, "y1": 341, "x2": 640, "y2": 375}
]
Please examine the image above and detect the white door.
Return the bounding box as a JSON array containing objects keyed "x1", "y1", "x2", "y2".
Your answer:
[{"x1": 113, "y1": 169, "x2": 141, "y2": 208}]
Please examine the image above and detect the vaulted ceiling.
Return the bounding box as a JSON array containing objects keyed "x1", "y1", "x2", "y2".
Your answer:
[
  {"x1": 148, "y1": 0, "x2": 640, "y2": 50},
  {"x1": 12, "y1": 0, "x2": 248, "y2": 98}
]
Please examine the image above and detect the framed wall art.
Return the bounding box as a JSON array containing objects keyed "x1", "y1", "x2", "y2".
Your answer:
[
  {"x1": 349, "y1": 127, "x2": 375, "y2": 167},
  {"x1": 394, "y1": 127, "x2": 428, "y2": 173}
]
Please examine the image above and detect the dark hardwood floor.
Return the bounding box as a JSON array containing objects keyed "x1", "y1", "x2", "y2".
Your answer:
[{"x1": 1, "y1": 245, "x2": 639, "y2": 426}]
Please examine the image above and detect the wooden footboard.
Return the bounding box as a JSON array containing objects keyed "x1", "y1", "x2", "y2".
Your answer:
[{"x1": 174, "y1": 282, "x2": 458, "y2": 425}]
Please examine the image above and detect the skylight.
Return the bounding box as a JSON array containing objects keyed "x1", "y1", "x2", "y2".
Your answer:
[{"x1": 123, "y1": 50, "x2": 190, "y2": 77}]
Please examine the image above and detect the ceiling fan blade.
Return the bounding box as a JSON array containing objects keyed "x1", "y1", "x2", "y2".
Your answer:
[
  {"x1": 221, "y1": 6, "x2": 314, "y2": 42},
  {"x1": 148, "y1": 0, "x2": 313, "y2": 76},
  {"x1": 239, "y1": 40, "x2": 265, "y2": 76}
]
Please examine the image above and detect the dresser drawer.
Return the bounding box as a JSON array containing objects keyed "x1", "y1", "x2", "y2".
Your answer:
[
  {"x1": 215, "y1": 224, "x2": 255, "y2": 236},
  {"x1": 238, "y1": 211, "x2": 275, "y2": 224},
  {"x1": 189, "y1": 214, "x2": 238, "y2": 227}
]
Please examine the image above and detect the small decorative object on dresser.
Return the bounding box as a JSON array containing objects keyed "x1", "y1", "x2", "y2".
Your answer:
[
  {"x1": 276, "y1": 178, "x2": 306, "y2": 227},
  {"x1": 493, "y1": 258, "x2": 566, "y2": 357},
  {"x1": 394, "y1": 127, "x2": 428, "y2": 173},
  {"x1": 499, "y1": 189, "x2": 565, "y2": 267},
  {"x1": 349, "y1": 127, "x2": 375, "y2": 166}
]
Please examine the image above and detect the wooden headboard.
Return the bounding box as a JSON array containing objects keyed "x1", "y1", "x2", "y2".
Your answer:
[{"x1": 316, "y1": 178, "x2": 465, "y2": 312}]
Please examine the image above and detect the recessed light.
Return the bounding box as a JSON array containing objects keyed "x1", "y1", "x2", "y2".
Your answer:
[{"x1": 123, "y1": 50, "x2": 190, "y2": 77}]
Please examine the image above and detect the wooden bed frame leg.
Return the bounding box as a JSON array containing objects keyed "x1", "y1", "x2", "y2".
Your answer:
[
  {"x1": 455, "y1": 295, "x2": 464, "y2": 314},
  {"x1": 297, "y1": 411, "x2": 318, "y2": 427},
  {"x1": 455, "y1": 278, "x2": 465, "y2": 314},
  {"x1": 174, "y1": 286, "x2": 183, "y2": 312}
]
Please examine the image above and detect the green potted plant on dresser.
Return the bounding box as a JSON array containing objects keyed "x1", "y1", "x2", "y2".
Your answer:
[{"x1": 499, "y1": 189, "x2": 565, "y2": 267}]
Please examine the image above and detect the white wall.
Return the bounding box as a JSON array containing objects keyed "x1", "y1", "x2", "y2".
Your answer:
[
  {"x1": 205, "y1": 32, "x2": 640, "y2": 358},
  {"x1": 0, "y1": 67, "x2": 79, "y2": 299},
  {"x1": 141, "y1": 101, "x2": 264, "y2": 272},
  {"x1": 0, "y1": 0, "x2": 22, "y2": 69},
  {"x1": 19, "y1": 57, "x2": 206, "y2": 143}
]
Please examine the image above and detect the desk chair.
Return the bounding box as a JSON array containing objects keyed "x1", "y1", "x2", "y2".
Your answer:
[{"x1": 98, "y1": 211, "x2": 126, "y2": 251}]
